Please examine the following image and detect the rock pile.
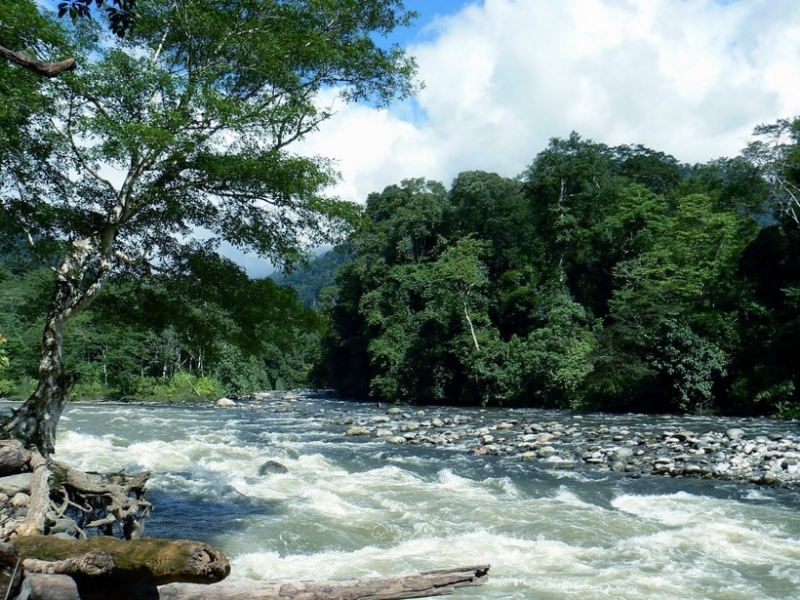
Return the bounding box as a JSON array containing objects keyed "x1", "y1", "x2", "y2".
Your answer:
[
  {"x1": 215, "y1": 392, "x2": 800, "y2": 486},
  {"x1": 338, "y1": 409, "x2": 800, "y2": 486}
]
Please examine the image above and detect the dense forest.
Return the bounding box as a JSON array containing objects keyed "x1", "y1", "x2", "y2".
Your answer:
[
  {"x1": 313, "y1": 120, "x2": 800, "y2": 417},
  {"x1": 4, "y1": 117, "x2": 800, "y2": 415}
]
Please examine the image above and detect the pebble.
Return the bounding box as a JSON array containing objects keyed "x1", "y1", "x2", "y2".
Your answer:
[{"x1": 241, "y1": 392, "x2": 800, "y2": 488}]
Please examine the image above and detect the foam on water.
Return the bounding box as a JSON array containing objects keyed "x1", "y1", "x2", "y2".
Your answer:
[{"x1": 49, "y1": 403, "x2": 800, "y2": 599}]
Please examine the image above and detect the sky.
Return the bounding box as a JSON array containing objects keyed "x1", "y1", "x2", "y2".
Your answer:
[
  {"x1": 290, "y1": 0, "x2": 800, "y2": 209},
  {"x1": 39, "y1": 0, "x2": 800, "y2": 277}
]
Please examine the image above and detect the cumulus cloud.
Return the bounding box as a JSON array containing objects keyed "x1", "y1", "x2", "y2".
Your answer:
[{"x1": 297, "y1": 0, "x2": 800, "y2": 205}]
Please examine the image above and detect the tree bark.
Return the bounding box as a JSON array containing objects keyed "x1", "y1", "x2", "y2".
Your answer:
[
  {"x1": 0, "y1": 441, "x2": 32, "y2": 476},
  {"x1": 1, "y1": 237, "x2": 114, "y2": 455},
  {"x1": 14, "y1": 451, "x2": 50, "y2": 537},
  {"x1": 0, "y1": 45, "x2": 76, "y2": 77},
  {"x1": 11, "y1": 536, "x2": 230, "y2": 585},
  {"x1": 0, "y1": 279, "x2": 75, "y2": 455},
  {"x1": 16, "y1": 565, "x2": 490, "y2": 600}
]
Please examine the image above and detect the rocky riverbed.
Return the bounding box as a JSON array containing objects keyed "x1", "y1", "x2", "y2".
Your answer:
[{"x1": 221, "y1": 392, "x2": 800, "y2": 487}]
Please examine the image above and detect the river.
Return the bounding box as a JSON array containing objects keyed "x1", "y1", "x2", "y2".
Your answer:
[{"x1": 45, "y1": 395, "x2": 800, "y2": 599}]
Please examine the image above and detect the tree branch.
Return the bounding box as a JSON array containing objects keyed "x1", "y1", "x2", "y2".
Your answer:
[{"x1": 0, "y1": 45, "x2": 75, "y2": 77}]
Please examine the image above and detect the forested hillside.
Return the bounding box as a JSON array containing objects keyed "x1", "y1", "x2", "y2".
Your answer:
[
  {"x1": 272, "y1": 249, "x2": 353, "y2": 308},
  {"x1": 313, "y1": 122, "x2": 800, "y2": 417}
]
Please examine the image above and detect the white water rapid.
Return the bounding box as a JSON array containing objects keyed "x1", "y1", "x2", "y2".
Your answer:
[{"x1": 42, "y1": 398, "x2": 800, "y2": 600}]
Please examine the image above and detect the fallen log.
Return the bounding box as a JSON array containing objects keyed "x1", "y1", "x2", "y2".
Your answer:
[
  {"x1": 17, "y1": 565, "x2": 490, "y2": 600},
  {"x1": 10, "y1": 536, "x2": 230, "y2": 585},
  {"x1": 0, "y1": 441, "x2": 31, "y2": 476}
]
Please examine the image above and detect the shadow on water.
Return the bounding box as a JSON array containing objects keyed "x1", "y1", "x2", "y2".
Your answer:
[{"x1": 145, "y1": 485, "x2": 286, "y2": 540}]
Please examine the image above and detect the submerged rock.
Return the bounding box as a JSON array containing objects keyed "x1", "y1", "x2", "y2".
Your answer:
[{"x1": 258, "y1": 460, "x2": 289, "y2": 476}]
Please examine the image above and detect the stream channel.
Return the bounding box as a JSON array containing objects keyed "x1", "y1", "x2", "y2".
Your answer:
[{"x1": 38, "y1": 394, "x2": 800, "y2": 599}]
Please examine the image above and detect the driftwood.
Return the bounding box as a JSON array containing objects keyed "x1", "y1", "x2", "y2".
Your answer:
[
  {"x1": 10, "y1": 536, "x2": 230, "y2": 585},
  {"x1": 17, "y1": 565, "x2": 489, "y2": 600},
  {"x1": 0, "y1": 444, "x2": 151, "y2": 541}
]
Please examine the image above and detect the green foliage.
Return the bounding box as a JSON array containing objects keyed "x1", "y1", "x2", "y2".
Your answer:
[
  {"x1": 0, "y1": 244, "x2": 326, "y2": 400},
  {"x1": 0, "y1": 0, "x2": 419, "y2": 441},
  {"x1": 129, "y1": 373, "x2": 226, "y2": 403},
  {"x1": 316, "y1": 122, "x2": 800, "y2": 416},
  {"x1": 273, "y1": 249, "x2": 354, "y2": 308}
]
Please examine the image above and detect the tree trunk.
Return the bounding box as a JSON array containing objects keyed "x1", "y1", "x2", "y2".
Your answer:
[
  {"x1": 11, "y1": 536, "x2": 230, "y2": 585},
  {"x1": 0, "y1": 235, "x2": 114, "y2": 455},
  {"x1": 0, "y1": 279, "x2": 76, "y2": 455}
]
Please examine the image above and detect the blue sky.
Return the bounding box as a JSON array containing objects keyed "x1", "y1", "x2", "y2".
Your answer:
[
  {"x1": 296, "y1": 0, "x2": 800, "y2": 203},
  {"x1": 31, "y1": 0, "x2": 800, "y2": 276}
]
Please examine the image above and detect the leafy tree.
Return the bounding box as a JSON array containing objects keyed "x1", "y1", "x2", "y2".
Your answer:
[
  {"x1": 607, "y1": 193, "x2": 758, "y2": 412},
  {"x1": 521, "y1": 133, "x2": 623, "y2": 316},
  {"x1": 0, "y1": 0, "x2": 418, "y2": 454},
  {"x1": 56, "y1": 0, "x2": 137, "y2": 37},
  {"x1": 610, "y1": 144, "x2": 684, "y2": 197},
  {"x1": 447, "y1": 171, "x2": 525, "y2": 275}
]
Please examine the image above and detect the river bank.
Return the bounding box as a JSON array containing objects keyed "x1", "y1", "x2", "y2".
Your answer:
[{"x1": 211, "y1": 391, "x2": 800, "y2": 488}]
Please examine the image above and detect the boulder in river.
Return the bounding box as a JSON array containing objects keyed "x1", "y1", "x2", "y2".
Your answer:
[
  {"x1": 257, "y1": 461, "x2": 289, "y2": 476},
  {"x1": 726, "y1": 428, "x2": 746, "y2": 441},
  {"x1": 346, "y1": 426, "x2": 371, "y2": 436}
]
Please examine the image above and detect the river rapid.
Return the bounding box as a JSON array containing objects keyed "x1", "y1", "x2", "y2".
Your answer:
[{"x1": 43, "y1": 395, "x2": 800, "y2": 599}]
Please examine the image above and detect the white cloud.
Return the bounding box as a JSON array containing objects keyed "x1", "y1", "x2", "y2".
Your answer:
[{"x1": 297, "y1": 0, "x2": 800, "y2": 205}]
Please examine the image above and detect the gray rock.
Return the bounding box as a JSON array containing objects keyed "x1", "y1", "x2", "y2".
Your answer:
[
  {"x1": 216, "y1": 397, "x2": 236, "y2": 408},
  {"x1": 49, "y1": 517, "x2": 79, "y2": 537},
  {"x1": 610, "y1": 447, "x2": 634, "y2": 462},
  {"x1": 11, "y1": 492, "x2": 29, "y2": 508},
  {"x1": 537, "y1": 446, "x2": 556, "y2": 458},
  {"x1": 258, "y1": 460, "x2": 289, "y2": 475},
  {"x1": 0, "y1": 473, "x2": 32, "y2": 496},
  {"x1": 346, "y1": 426, "x2": 370, "y2": 436},
  {"x1": 386, "y1": 436, "x2": 407, "y2": 444},
  {"x1": 726, "y1": 428, "x2": 746, "y2": 441}
]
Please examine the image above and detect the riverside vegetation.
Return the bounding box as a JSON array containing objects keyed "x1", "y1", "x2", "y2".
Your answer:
[
  {"x1": 0, "y1": 1, "x2": 493, "y2": 598},
  {"x1": 5, "y1": 123, "x2": 800, "y2": 418},
  {"x1": 1, "y1": 0, "x2": 800, "y2": 595}
]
